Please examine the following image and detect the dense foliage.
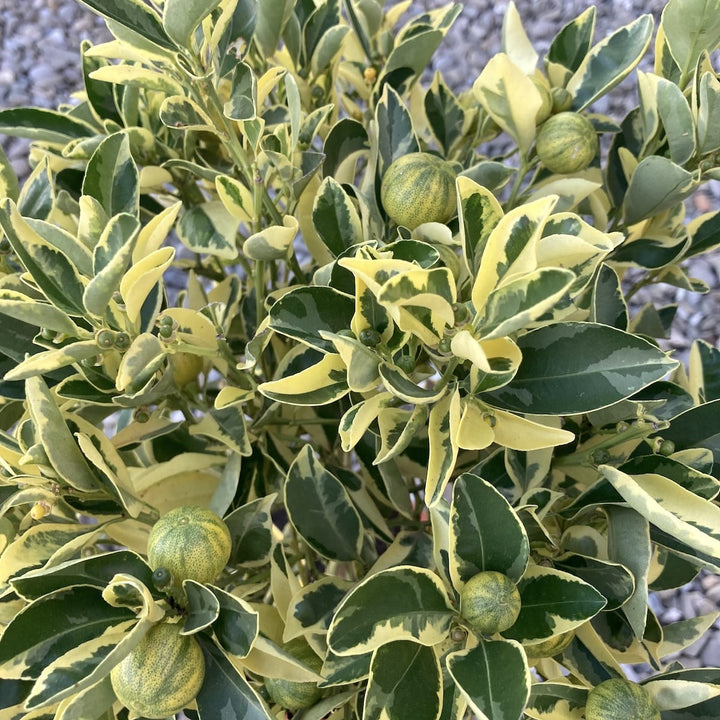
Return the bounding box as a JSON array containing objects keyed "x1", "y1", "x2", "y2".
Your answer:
[{"x1": 0, "y1": 0, "x2": 720, "y2": 718}]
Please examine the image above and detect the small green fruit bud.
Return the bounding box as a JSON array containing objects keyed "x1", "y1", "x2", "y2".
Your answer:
[
  {"x1": 95, "y1": 329, "x2": 116, "y2": 349},
  {"x1": 114, "y1": 332, "x2": 131, "y2": 351},
  {"x1": 396, "y1": 355, "x2": 416, "y2": 374},
  {"x1": 359, "y1": 328, "x2": 381, "y2": 347},
  {"x1": 438, "y1": 337, "x2": 452, "y2": 354}
]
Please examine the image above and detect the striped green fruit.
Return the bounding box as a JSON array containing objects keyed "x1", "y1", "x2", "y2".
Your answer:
[
  {"x1": 535, "y1": 111, "x2": 598, "y2": 174},
  {"x1": 147, "y1": 505, "x2": 232, "y2": 586},
  {"x1": 585, "y1": 678, "x2": 660, "y2": 720},
  {"x1": 460, "y1": 571, "x2": 521, "y2": 635},
  {"x1": 380, "y1": 152, "x2": 457, "y2": 229},
  {"x1": 110, "y1": 622, "x2": 205, "y2": 719},
  {"x1": 264, "y1": 638, "x2": 323, "y2": 710}
]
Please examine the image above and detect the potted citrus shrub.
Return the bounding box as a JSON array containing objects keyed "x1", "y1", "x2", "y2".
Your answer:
[{"x1": 0, "y1": 0, "x2": 719, "y2": 718}]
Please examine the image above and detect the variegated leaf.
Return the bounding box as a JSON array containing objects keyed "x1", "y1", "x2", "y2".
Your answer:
[
  {"x1": 258, "y1": 351, "x2": 349, "y2": 406},
  {"x1": 473, "y1": 53, "x2": 543, "y2": 156},
  {"x1": 525, "y1": 681, "x2": 588, "y2": 720},
  {"x1": 457, "y1": 176, "x2": 503, "y2": 276},
  {"x1": 177, "y1": 201, "x2": 239, "y2": 259},
  {"x1": 284, "y1": 577, "x2": 353, "y2": 641},
  {"x1": 364, "y1": 641, "x2": 442, "y2": 720},
  {"x1": 225, "y1": 494, "x2": 276, "y2": 569},
  {"x1": 426, "y1": 387, "x2": 461, "y2": 507},
  {"x1": 4, "y1": 341, "x2": 100, "y2": 382},
  {"x1": 450, "y1": 473, "x2": 529, "y2": 589},
  {"x1": 120, "y1": 247, "x2": 175, "y2": 323},
  {"x1": 446, "y1": 638, "x2": 531, "y2": 720},
  {"x1": 327, "y1": 566, "x2": 454, "y2": 656},
  {"x1": 501, "y1": 565, "x2": 607, "y2": 643},
  {"x1": 600, "y1": 465, "x2": 720, "y2": 568},
  {"x1": 285, "y1": 445, "x2": 363, "y2": 561}
]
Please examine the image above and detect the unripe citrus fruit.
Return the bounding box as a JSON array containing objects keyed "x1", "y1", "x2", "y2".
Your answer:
[
  {"x1": 171, "y1": 351, "x2": 203, "y2": 387},
  {"x1": 585, "y1": 678, "x2": 660, "y2": 720},
  {"x1": 110, "y1": 622, "x2": 205, "y2": 719},
  {"x1": 147, "y1": 505, "x2": 232, "y2": 586},
  {"x1": 380, "y1": 152, "x2": 457, "y2": 229},
  {"x1": 460, "y1": 571, "x2": 521, "y2": 635},
  {"x1": 535, "y1": 112, "x2": 598, "y2": 174},
  {"x1": 264, "y1": 638, "x2": 323, "y2": 710}
]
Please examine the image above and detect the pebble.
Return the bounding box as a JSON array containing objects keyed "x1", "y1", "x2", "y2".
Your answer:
[{"x1": 1, "y1": 0, "x2": 719, "y2": 677}]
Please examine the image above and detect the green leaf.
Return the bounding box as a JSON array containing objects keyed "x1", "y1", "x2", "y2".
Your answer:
[
  {"x1": 0, "y1": 585, "x2": 134, "y2": 680},
  {"x1": 424, "y1": 73, "x2": 465, "y2": 156},
  {"x1": 626, "y1": 157, "x2": 697, "y2": 226},
  {"x1": 183, "y1": 580, "x2": 221, "y2": 634},
  {"x1": 25, "y1": 375, "x2": 100, "y2": 491},
  {"x1": 502, "y1": 565, "x2": 607, "y2": 643},
  {"x1": 0, "y1": 200, "x2": 86, "y2": 316},
  {"x1": 225, "y1": 495, "x2": 276, "y2": 568},
  {"x1": 473, "y1": 53, "x2": 542, "y2": 157},
  {"x1": 477, "y1": 268, "x2": 575, "y2": 340},
  {"x1": 375, "y1": 84, "x2": 419, "y2": 173},
  {"x1": 654, "y1": 75, "x2": 696, "y2": 165},
  {"x1": 567, "y1": 15, "x2": 654, "y2": 110},
  {"x1": 258, "y1": 349, "x2": 349, "y2": 406},
  {"x1": 77, "y1": 0, "x2": 176, "y2": 50},
  {"x1": 0, "y1": 290, "x2": 79, "y2": 336},
  {"x1": 606, "y1": 505, "x2": 650, "y2": 637},
  {"x1": 82, "y1": 133, "x2": 139, "y2": 218},
  {"x1": 426, "y1": 387, "x2": 461, "y2": 507},
  {"x1": 661, "y1": 0, "x2": 720, "y2": 84},
  {"x1": 446, "y1": 638, "x2": 530, "y2": 720},
  {"x1": 0, "y1": 523, "x2": 102, "y2": 595},
  {"x1": 209, "y1": 586, "x2": 258, "y2": 658},
  {"x1": 254, "y1": 0, "x2": 295, "y2": 58},
  {"x1": 84, "y1": 213, "x2": 140, "y2": 316},
  {"x1": 591, "y1": 263, "x2": 628, "y2": 329},
  {"x1": 320, "y1": 649, "x2": 372, "y2": 688},
  {"x1": 285, "y1": 577, "x2": 352, "y2": 640},
  {"x1": 196, "y1": 635, "x2": 273, "y2": 720},
  {"x1": 10, "y1": 550, "x2": 154, "y2": 601},
  {"x1": 0, "y1": 107, "x2": 95, "y2": 143},
  {"x1": 364, "y1": 641, "x2": 442, "y2": 720},
  {"x1": 600, "y1": 464, "x2": 720, "y2": 570},
  {"x1": 449, "y1": 473, "x2": 529, "y2": 589},
  {"x1": 160, "y1": 95, "x2": 217, "y2": 131},
  {"x1": 327, "y1": 566, "x2": 454, "y2": 656},
  {"x1": 18, "y1": 157, "x2": 54, "y2": 220},
  {"x1": 312, "y1": 177, "x2": 363, "y2": 257},
  {"x1": 163, "y1": 0, "x2": 223, "y2": 45},
  {"x1": 487, "y1": 322, "x2": 678, "y2": 415},
  {"x1": 697, "y1": 72, "x2": 720, "y2": 154},
  {"x1": 177, "y1": 202, "x2": 239, "y2": 259},
  {"x1": 545, "y1": 7, "x2": 596, "y2": 87},
  {"x1": 268, "y1": 286, "x2": 355, "y2": 353},
  {"x1": 457, "y1": 176, "x2": 503, "y2": 277},
  {"x1": 285, "y1": 445, "x2": 363, "y2": 561},
  {"x1": 224, "y1": 62, "x2": 257, "y2": 120},
  {"x1": 526, "y1": 682, "x2": 588, "y2": 719},
  {"x1": 0, "y1": 145, "x2": 19, "y2": 203}
]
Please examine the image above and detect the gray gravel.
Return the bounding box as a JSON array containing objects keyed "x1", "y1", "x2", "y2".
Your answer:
[{"x1": 1, "y1": 0, "x2": 719, "y2": 674}]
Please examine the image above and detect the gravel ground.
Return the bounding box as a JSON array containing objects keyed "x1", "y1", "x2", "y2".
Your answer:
[{"x1": 1, "y1": 0, "x2": 719, "y2": 674}]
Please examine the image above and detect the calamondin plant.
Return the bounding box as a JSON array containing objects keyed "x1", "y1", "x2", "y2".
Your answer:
[{"x1": 0, "y1": 0, "x2": 720, "y2": 718}]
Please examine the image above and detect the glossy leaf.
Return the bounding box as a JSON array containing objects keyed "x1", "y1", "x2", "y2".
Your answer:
[
  {"x1": 285, "y1": 445, "x2": 363, "y2": 561},
  {"x1": 364, "y1": 641, "x2": 442, "y2": 720},
  {"x1": 327, "y1": 566, "x2": 454, "y2": 656},
  {"x1": 502, "y1": 565, "x2": 607, "y2": 643},
  {"x1": 487, "y1": 322, "x2": 678, "y2": 415},
  {"x1": 446, "y1": 638, "x2": 530, "y2": 720},
  {"x1": 449, "y1": 473, "x2": 530, "y2": 589}
]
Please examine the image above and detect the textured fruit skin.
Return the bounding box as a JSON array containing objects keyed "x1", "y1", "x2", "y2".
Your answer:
[
  {"x1": 264, "y1": 638, "x2": 323, "y2": 710},
  {"x1": 380, "y1": 152, "x2": 457, "y2": 229},
  {"x1": 147, "y1": 506, "x2": 232, "y2": 586},
  {"x1": 460, "y1": 571, "x2": 521, "y2": 635},
  {"x1": 110, "y1": 622, "x2": 205, "y2": 719},
  {"x1": 585, "y1": 678, "x2": 661, "y2": 720},
  {"x1": 523, "y1": 630, "x2": 574, "y2": 658},
  {"x1": 171, "y1": 351, "x2": 203, "y2": 387},
  {"x1": 535, "y1": 112, "x2": 598, "y2": 174}
]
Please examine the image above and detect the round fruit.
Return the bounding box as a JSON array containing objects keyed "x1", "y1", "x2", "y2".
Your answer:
[
  {"x1": 147, "y1": 506, "x2": 232, "y2": 586},
  {"x1": 585, "y1": 678, "x2": 660, "y2": 720},
  {"x1": 460, "y1": 571, "x2": 521, "y2": 635},
  {"x1": 359, "y1": 328, "x2": 381, "y2": 347},
  {"x1": 171, "y1": 352, "x2": 204, "y2": 387},
  {"x1": 264, "y1": 638, "x2": 323, "y2": 710},
  {"x1": 380, "y1": 152, "x2": 457, "y2": 229},
  {"x1": 523, "y1": 630, "x2": 574, "y2": 658},
  {"x1": 110, "y1": 622, "x2": 205, "y2": 719},
  {"x1": 535, "y1": 112, "x2": 598, "y2": 174}
]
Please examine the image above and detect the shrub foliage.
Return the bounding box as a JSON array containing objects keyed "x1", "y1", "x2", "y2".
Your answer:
[{"x1": 0, "y1": 0, "x2": 720, "y2": 718}]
